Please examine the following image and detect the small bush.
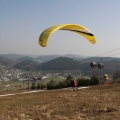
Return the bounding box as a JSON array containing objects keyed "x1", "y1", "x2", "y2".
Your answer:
[
  {"x1": 77, "y1": 76, "x2": 99, "y2": 86},
  {"x1": 30, "y1": 82, "x2": 36, "y2": 89}
]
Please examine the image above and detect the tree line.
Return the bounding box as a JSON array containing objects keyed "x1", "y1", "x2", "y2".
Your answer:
[{"x1": 30, "y1": 70, "x2": 120, "y2": 90}]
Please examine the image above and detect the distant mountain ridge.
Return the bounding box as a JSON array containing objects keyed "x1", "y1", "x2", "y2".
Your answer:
[
  {"x1": 0, "y1": 54, "x2": 24, "y2": 60},
  {"x1": 0, "y1": 53, "x2": 85, "y2": 62},
  {"x1": 36, "y1": 57, "x2": 81, "y2": 70},
  {"x1": 0, "y1": 53, "x2": 120, "y2": 76},
  {"x1": 17, "y1": 56, "x2": 34, "y2": 61},
  {"x1": 13, "y1": 56, "x2": 120, "y2": 76},
  {"x1": 0, "y1": 56, "x2": 15, "y2": 66}
]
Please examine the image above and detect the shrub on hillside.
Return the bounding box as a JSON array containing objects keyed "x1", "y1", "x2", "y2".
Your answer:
[
  {"x1": 47, "y1": 79, "x2": 57, "y2": 90},
  {"x1": 113, "y1": 70, "x2": 120, "y2": 82},
  {"x1": 30, "y1": 82, "x2": 36, "y2": 89},
  {"x1": 30, "y1": 82, "x2": 46, "y2": 89},
  {"x1": 77, "y1": 76, "x2": 99, "y2": 86}
]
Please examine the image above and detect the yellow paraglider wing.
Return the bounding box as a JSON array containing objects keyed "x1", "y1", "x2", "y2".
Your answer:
[{"x1": 39, "y1": 24, "x2": 96, "y2": 47}]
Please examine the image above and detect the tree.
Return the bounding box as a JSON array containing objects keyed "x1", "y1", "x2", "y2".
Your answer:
[
  {"x1": 113, "y1": 70, "x2": 120, "y2": 82},
  {"x1": 47, "y1": 79, "x2": 57, "y2": 90},
  {"x1": 64, "y1": 75, "x2": 73, "y2": 87},
  {"x1": 30, "y1": 82, "x2": 36, "y2": 89},
  {"x1": 90, "y1": 76, "x2": 99, "y2": 85}
]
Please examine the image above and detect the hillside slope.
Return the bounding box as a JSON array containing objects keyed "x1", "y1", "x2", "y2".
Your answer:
[
  {"x1": 0, "y1": 56, "x2": 15, "y2": 66},
  {"x1": 36, "y1": 57, "x2": 81, "y2": 70},
  {"x1": 0, "y1": 83, "x2": 119, "y2": 120}
]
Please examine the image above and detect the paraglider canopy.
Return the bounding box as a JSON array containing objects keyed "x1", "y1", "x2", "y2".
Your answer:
[{"x1": 38, "y1": 24, "x2": 96, "y2": 47}]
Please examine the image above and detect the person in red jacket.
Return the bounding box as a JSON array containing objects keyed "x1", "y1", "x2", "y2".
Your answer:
[{"x1": 71, "y1": 79, "x2": 78, "y2": 91}]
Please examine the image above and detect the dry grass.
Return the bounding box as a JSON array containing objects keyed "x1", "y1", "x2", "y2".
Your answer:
[{"x1": 0, "y1": 83, "x2": 120, "y2": 120}]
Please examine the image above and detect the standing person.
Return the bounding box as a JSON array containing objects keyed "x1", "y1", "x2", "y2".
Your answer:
[{"x1": 70, "y1": 79, "x2": 78, "y2": 91}]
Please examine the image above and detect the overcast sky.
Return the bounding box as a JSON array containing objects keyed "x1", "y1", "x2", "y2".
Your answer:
[{"x1": 0, "y1": 0, "x2": 120, "y2": 57}]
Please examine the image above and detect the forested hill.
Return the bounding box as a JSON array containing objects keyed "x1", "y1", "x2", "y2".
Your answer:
[
  {"x1": 36, "y1": 57, "x2": 81, "y2": 70},
  {"x1": 1, "y1": 55, "x2": 120, "y2": 76},
  {"x1": 0, "y1": 56, "x2": 15, "y2": 66},
  {"x1": 35, "y1": 57, "x2": 120, "y2": 75}
]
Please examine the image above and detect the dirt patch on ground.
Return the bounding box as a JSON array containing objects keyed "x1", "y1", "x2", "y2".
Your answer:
[{"x1": 0, "y1": 83, "x2": 120, "y2": 120}]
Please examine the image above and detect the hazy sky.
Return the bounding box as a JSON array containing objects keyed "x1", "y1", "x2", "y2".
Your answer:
[{"x1": 0, "y1": 0, "x2": 120, "y2": 57}]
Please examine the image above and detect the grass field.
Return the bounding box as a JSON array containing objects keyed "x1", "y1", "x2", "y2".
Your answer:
[
  {"x1": 0, "y1": 80, "x2": 29, "y2": 91},
  {"x1": 0, "y1": 83, "x2": 119, "y2": 120},
  {"x1": 0, "y1": 77, "x2": 65, "y2": 91}
]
